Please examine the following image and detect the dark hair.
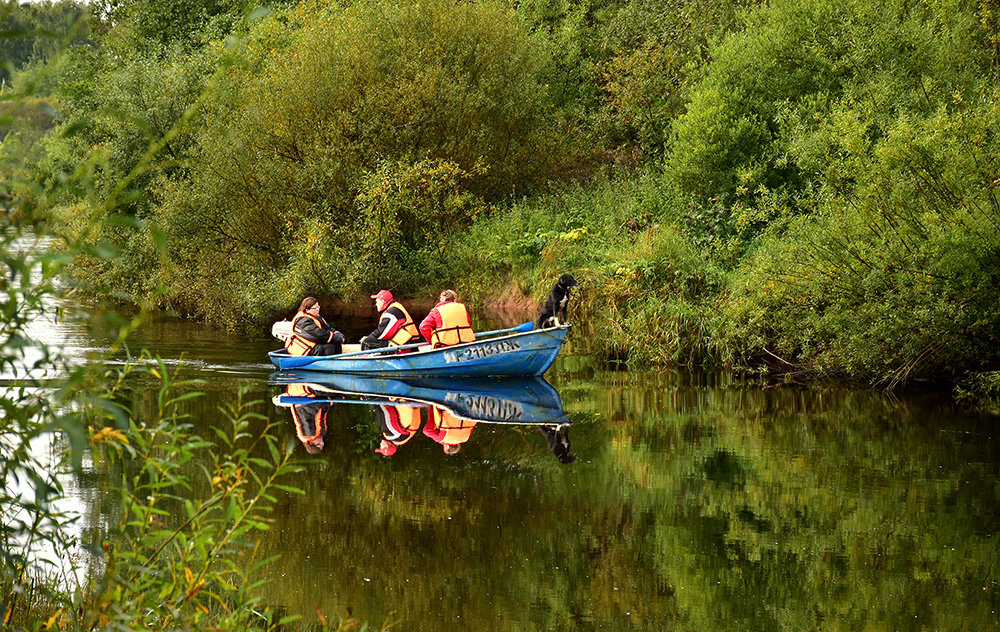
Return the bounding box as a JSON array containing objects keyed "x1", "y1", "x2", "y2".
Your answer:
[{"x1": 299, "y1": 296, "x2": 319, "y2": 312}]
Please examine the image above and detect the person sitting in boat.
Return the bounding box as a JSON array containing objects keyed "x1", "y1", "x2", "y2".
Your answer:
[
  {"x1": 418, "y1": 289, "x2": 475, "y2": 348},
  {"x1": 373, "y1": 399, "x2": 424, "y2": 457},
  {"x1": 286, "y1": 384, "x2": 331, "y2": 455},
  {"x1": 285, "y1": 296, "x2": 345, "y2": 356},
  {"x1": 423, "y1": 405, "x2": 476, "y2": 455},
  {"x1": 360, "y1": 289, "x2": 421, "y2": 352}
]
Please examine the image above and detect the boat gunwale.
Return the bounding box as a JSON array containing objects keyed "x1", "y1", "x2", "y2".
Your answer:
[{"x1": 268, "y1": 324, "x2": 570, "y2": 364}]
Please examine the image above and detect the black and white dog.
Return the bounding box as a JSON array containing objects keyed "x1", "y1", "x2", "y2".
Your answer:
[
  {"x1": 535, "y1": 273, "x2": 580, "y2": 329},
  {"x1": 538, "y1": 424, "x2": 577, "y2": 464}
]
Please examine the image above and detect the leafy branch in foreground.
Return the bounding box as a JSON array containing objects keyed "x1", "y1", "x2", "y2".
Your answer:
[{"x1": 70, "y1": 357, "x2": 309, "y2": 631}]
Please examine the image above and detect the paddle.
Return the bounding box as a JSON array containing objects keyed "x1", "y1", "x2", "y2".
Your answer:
[{"x1": 283, "y1": 320, "x2": 536, "y2": 365}]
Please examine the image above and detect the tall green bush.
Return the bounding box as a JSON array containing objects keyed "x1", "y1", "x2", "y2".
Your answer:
[
  {"x1": 666, "y1": 0, "x2": 994, "y2": 253},
  {"x1": 143, "y1": 0, "x2": 563, "y2": 325},
  {"x1": 1, "y1": 16, "x2": 350, "y2": 629},
  {"x1": 717, "y1": 94, "x2": 1000, "y2": 383}
]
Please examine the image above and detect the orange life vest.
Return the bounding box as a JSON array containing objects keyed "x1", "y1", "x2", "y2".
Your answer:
[
  {"x1": 386, "y1": 301, "x2": 420, "y2": 346},
  {"x1": 287, "y1": 384, "x2": 315, "y2": 398},
  {"x1": 285, "y1": 310, "x2": 326, "y2": 356},
  {"x1": 428, "y1": 407, "x2": 476, "y2": 445},
  {"x1": 430, "y1": 302, "x2": 475, "y2": 348},
  {"x1": 385, "y1": 404, "x2": 423, "y2": 446}
]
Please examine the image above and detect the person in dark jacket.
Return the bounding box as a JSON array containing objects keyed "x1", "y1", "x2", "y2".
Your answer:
[
  {"x1": 285, "y1": 296, "x2": 344, "y2": 356},
  {"x1": 284, "y1": 384, "x2": 332, "y2": 455},
  {"x1": 360, "y1": 290, "x2": 421, "y2": 351}
]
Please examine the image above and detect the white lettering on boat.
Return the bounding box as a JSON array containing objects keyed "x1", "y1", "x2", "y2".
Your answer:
[{"x1": 445, "y1": 339, "x2": 522, "y2": 363}]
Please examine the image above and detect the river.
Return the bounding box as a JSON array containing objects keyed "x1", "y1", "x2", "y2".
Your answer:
[{"x1": 36, "y1": 297, "x2": 1000, "y2": 630}]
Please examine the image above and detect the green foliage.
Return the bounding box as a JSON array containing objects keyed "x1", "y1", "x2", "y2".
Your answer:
[
  {"x1": 354, "y1": 158, "x2": 486, "y2": 291},
  {"x1": 598, "y1": 0, "x2": 756, "y2": 157},
  {"x1": 72, "y1": 362, "x2": 307, "y2": 631},
  {"x1": 92, "y1": 0, "x2": 251, "y2": 56},
  {"x1": 666, "y1": 0, "x2": 995, "y2": 250},
  {"x1": 954, "y1": 371, "x2": 1000, "y2": 413},
  {"x1": 716, "y1": 93, "x2": 1000, "y2": 383},
  {"x1": 0, "y1": 0, "x2": 90, "y2": 85},
  {"x1": 1, "y1": 20, "x2": 325, "y2": 631},
  {"x1": 137, "y1": 0, "x2": 563, "y2": 325}
]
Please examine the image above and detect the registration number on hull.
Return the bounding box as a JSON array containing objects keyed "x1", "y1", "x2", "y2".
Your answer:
[{"x1": 445, "y1": 339, "x2": 522, "y2": 363}]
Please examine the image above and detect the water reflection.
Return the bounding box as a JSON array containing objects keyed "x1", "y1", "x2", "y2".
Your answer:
[
  {"x1": 270, "y1": 372, "x2": 577, "y2": 463},
  {"x1": 17, "y1": 289, "x2": 999, "y2": 632}
]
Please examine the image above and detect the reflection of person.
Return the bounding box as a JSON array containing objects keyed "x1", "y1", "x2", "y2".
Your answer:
[
  {"x1": 418, "y1": 289, "x2": 475, "y2": 348},
  {"x1": 538, "y1": 424, "x2": 577, "y2": 464},
  {"x1": 360, "y1": 290, "x2": 421, "y2": 351},
  {"x1": 423, "y1": 406, "x2": 476, "y2": 455},
  {"x1": 373, "y1": 400, "x2": 424, "y2": 457},
  {"x1": 285, "y1": 296, "x2": 344, "y2": 356},
  {"x1": 286, "y1": 384, "x2": 331, "y2": 455}
]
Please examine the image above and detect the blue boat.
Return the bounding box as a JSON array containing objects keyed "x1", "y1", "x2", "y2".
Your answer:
[
  {"x1": 268, "y1": 323, "x2": 569, "y2": 377},
  {"x1": 269, "y1": 372, "x2": 570, "y2": 425}
]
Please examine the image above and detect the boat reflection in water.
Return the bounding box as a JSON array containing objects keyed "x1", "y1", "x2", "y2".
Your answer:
[{"x1": 270, "y1": 371, "x2": 576, "y2": 463}]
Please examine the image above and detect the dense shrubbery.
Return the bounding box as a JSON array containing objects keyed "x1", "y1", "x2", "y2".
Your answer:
[{"x1": 11, "y1": 0, "x2": 1000, "y2": 387}]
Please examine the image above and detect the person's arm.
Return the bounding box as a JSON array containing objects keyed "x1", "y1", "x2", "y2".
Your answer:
[
  {"x1": 423, "y1": 414, "x2": 445, "y2": 442},
  {"x1": 418, "y1": 308, "x2": 440, "y2": 343},
  {"x1": 367, "y1": 313, "x2": 391, "y2": 341}
]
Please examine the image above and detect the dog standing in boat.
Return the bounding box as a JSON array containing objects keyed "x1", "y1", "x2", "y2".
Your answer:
[
  {"x1": 535, "y1": 273, "x2": 580, "y2": 329},
  {"x1": 538, "y1": 424, "x2": 577, "y2": 464}
]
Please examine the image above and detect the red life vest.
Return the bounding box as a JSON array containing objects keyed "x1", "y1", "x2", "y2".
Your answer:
[
  {"x1": 285, "y1": 310, "x2": 326, "y2": 356},
  {"x1": 386, "y1": 301, "x2": 420, "y2": 346},
  {"x1": 383, "y1": 404, "x2": 423, "y2": 446},
  {"x1": 430, "y1": 302, "x2": 475, "y2": 348}
]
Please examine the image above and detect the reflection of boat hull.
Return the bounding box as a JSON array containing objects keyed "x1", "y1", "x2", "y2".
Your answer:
[
  {"x1": 268, "y1": 326, "x2": 569, "y2": 377},
  {"x1": 269, "y1": 372, "x2": 569, "y2": 425}
]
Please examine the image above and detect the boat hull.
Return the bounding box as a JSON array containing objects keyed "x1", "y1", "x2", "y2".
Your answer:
[
  {"x1": 269, "y1": 372, "x2": 569, "y2": 425},
  {"x1": 268, "y1": 325, "x2": 569, "y2": 377}
]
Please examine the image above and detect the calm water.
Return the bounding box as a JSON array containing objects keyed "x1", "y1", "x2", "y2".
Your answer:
[{"x1": 42, "y1": 302, "x2": 1000, "y2": 630}]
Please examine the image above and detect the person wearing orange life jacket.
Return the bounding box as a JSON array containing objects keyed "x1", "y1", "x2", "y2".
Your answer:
[
  {"x1": 372, "y1": 399, "x2": 424, "y2": 457},
  {"x1": 360, "y1": 290, "x2": 421, "y2": 352},
  {"x1": 285, "y1": 383, "x2": 331, "y2": 455},
  {"x1": 423, "y1": 405, "x2": 477, "y2": 455},
  {"x1": 285, "y1": 296, "x2": 345, "y2": 356},
  {"x1": 418, "y1": 289, "x2": 475, "y2": 348}
]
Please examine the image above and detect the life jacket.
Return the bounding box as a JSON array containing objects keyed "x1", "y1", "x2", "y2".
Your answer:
[
  {"x1": 287, "y1": 383, "x2": 316, "y2": 398},
  {"x1": 386, "y1": 301, "x2": 420, "y2": 346},
  {"x1": 430, "y1": 302, "x2": 475, "y2": 348},
  {"x1": 291, "y1": 403, "x2": 327, "y2": 442},
  {"x1": 428, "y1": 407, "x2": 475, "y2": 445},
  {"x1": 285, "y1": 310, "x2": 325, "y2": 356},
  {"x1": 380, "y1": 403, "x2": 423, "y2": 446}
]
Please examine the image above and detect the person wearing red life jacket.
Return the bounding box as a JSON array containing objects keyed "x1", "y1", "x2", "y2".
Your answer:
[
  {"x1": 360, "y1": 289, "x2": 421, "y2": 352},
  {"x1": 418, "y1": 289, "x2": 475, "y2": 348},
  {"x1": 285, "y1": 296, "x2": 345, "y2": 356},
  {"x1": 423, "y1": 405, "x2": 476, "y2": 455},
  {"x1": 372, "y1": 399, "x2": 424, "y2": 457}
]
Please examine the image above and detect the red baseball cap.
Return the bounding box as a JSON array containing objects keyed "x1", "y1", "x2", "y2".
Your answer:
[
  {"x1": 375, "y1": 440, "x2": 397, "y2": 457},
  {"x1": 370, "y1": 290, "x2": 393, "y2": 302}
]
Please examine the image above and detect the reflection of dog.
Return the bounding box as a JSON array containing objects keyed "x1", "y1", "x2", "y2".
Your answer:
[
  {"x1": 535, "y1": 274, "x2": 580, "y2": 329},
  {"x1": 538, "y1": 424, "x2": 577, "y2": 464}
]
